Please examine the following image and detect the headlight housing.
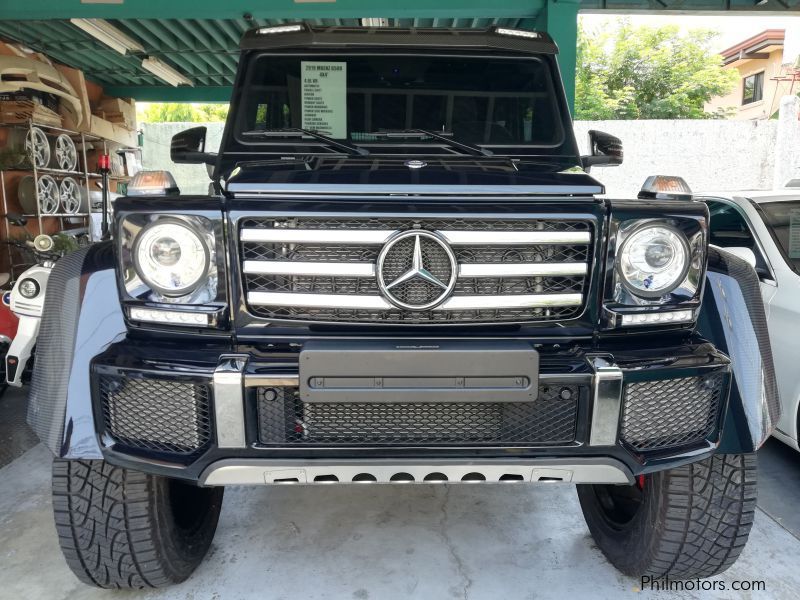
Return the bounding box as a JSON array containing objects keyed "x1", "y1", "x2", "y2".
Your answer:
[
  {"x1": 133, "y1": 220, "x2": 210, "y2": 297},
  {"x1": 117, "y1": 210, "x2": 227, "y2": 328},
  {"x1": 617, "y1": 224, "x2": 690, "y2": 298},
  {"x1": 604, "y1": 209, "x2": 707, "y2": 329}
]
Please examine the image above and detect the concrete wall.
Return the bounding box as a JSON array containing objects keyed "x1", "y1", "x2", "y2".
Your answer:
[
  {"x1": 140, "y1": 122, "x2": 225, "y2": 195},
  {"x1": 574, "y1": 119, "x2": 779, "y2": 198},
  {"x1": 142, "y1": 115, "x2": 793, "y2": 199},
  {"x1": 773, "y1": 96, "x2": 800, "y2": 189}
]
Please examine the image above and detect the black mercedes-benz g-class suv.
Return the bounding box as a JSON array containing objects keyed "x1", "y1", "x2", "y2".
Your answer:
[{"x1": 29, "y1": 24, "x2": 779, "y2": 588}]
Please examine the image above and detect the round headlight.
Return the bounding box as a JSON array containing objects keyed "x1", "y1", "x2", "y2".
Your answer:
[
  {"x1": 18, "y1": 278, "x2": 40, "y2": 299},
  {"x1": 618, "y1": 225, "x2": 690, "y2": 298},
  {"x1": 133, "y1": 221, "x2": 209, "y2": 296}
]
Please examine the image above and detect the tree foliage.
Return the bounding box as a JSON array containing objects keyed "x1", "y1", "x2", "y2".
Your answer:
[
  {"x1": 576, "y1": 21, "x2": 738, "y2": 120},
  {"x1": 138, "y1": 103, "x2": 229, "y2": 123}
]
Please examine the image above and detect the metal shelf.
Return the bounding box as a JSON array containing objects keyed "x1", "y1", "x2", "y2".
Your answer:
[
  {"x1": 21, "y1": 213, "x2": 89, "y2": 218},
  {"x1": 0, "y1": 120, "x2": 103, "y2": 141},
  {"x1": 34, "y1": 167, "x2": 93, "y2": 178},
  {"x1": 1, "y1": 119, "x2": 139, "y2": 265}
]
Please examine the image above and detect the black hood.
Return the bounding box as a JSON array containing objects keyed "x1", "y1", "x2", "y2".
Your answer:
[{"x1": 225, "y1": 157, "x2": 604, "y2": 196}]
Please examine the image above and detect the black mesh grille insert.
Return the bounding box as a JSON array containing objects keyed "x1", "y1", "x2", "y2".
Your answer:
[
  {"x1": 620, "y1": 372, "x2": 726, "y2": 452},
  {"x1": 256, "y1": 384, "x2": 581, "y2": 446},
  {"x1": 99, "y1": 374, "x2": 212, "y2": 455}
]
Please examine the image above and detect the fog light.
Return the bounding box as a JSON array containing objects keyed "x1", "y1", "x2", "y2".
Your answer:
[
  {"x1": 18, "y1": 278, "x2": 40, "y2": 299},
  {"x1": 130, "y1": 307, "x2": 210, "y2": 326},
  {"x1": 620, "y1": 310, "x2": 693, "y2": 327}
]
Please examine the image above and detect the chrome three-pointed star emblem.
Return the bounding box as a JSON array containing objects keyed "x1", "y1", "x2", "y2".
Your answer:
[{"x1": 376, "y1": 230, "x2": 457, "y2": 311}]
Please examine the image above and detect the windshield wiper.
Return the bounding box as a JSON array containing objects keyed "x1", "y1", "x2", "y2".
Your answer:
[
  {"x1": 241, "y1": 128, "x2": 370, "y2": 156},
  {"x1": 367, "y1": 129, "x2": 493, "y2": 157}
]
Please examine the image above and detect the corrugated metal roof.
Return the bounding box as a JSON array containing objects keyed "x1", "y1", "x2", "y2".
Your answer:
[
  {"x1": 0, "y1": 0, "x2": 796, "y2": 100},
  {"x1": 0, "y1": 18, "x2": 530, "y2": 93}
]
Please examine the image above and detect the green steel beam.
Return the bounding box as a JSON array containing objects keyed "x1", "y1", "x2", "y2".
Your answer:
[
  {"x1": 0, "y1": 0, "x2": 796, "y2": 20},
  {"x1": 536, "y1": 0, "x2": 581, "y2": 114},
  {"x1": 0, "y1": 0, "x2": 547, "y2": 21},
  {"x1": 104, "y1": 86, "x2": 234, "y2": 102}
]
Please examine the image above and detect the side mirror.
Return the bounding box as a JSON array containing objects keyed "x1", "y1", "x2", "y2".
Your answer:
[
  {"x1": 170, "y1": 126, "x2": 216, "y2": 165},
  {"x1": 581, "y1": 130, "x2": 623, "y2": 171},
  {"x1": 724, "y1": 247, "x2": 757, "y2": 269}
]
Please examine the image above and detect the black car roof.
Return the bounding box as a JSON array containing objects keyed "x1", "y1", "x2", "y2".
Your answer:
[{"x1": 239, "y1": 24, "x2": 558, "y2": 55}]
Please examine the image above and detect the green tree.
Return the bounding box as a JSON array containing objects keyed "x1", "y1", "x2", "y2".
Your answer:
[
  {"x1": 576, "y1": 21, "x2": 738, "y2": 120},
  {"x1": 139, "y1": 103, "x2": 229, "y2": 123}
]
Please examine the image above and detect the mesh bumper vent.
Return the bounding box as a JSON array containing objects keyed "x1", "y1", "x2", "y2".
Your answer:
[
  {"x1": 620, "y1": 372, "x2": 726, "y2": 452},
  {"x1": 99, "y1": 374, "x2": 212, "y2": 455},
  {"x1": 256, "y1": 384, "x2": 581, "y2": 446}
]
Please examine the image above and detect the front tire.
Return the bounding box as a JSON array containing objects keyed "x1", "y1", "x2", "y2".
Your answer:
[
  {"x1": 577, "y1": 453, "x2": 756, "y2": 580},
  {"x1": 52, "y1": 459, "x2": 223, "y2": 589}
]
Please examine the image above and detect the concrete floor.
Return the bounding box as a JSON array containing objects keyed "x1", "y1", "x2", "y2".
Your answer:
[{"x1": 1, "y1": 387, "x2": 799, "y2": 600}]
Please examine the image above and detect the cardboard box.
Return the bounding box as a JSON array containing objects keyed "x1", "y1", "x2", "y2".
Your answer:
[
  {"x1": 0, "y1": 100, "x2": 62, "y2": 127},
  {"x1": 89, "y1": 115, "x2": 138, "y2": 147},
  {"x1": 0, "y1": 90, "x2": 59, "y2": 113},
  {"x1": 93, "y1": 96, "x2": 136, "y2": 130}
]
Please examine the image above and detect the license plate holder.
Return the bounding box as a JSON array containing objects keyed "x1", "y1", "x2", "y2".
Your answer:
[{"x1": 299, "y1": 340, "x2": 539, "y2": 403}]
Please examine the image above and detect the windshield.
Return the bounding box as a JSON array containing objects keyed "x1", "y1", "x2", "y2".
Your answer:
[
  {"x1": 758, "y1": 200, "x2": 800, "y2": 274},
  {"x1": 234, "y1": 54, "x2": 565, "y2": 151}
]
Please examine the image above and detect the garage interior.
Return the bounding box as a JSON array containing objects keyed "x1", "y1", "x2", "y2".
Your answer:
[{"x1": 1, "y1": 0, "x2": 800, "y2": 598}]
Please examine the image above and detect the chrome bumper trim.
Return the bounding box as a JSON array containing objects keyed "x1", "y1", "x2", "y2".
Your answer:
[
  {"x1": 213, "y1": 355, "x2": 248, "y2": 449},
  {"x1": 245, "y1": 374, "x2": 300, "y2": 388},
  {"x1": 588, "y1": 356, "x2": 624, "y2": 446},
  {"x1": 199, "y1": 458, "x2": 633, "y2": 486}
]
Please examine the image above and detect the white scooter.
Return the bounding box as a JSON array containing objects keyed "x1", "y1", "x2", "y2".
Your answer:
[{"x1": 5, "y1": 234, "x2": 57, "y2": 386}]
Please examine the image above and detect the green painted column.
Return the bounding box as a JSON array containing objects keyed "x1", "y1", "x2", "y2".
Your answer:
[{"x1": 535, "y1": 0, "x2": 580, "y2": 114}]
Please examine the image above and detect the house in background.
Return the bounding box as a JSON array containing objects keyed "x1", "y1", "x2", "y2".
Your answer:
[{"x1": 706, "y1": 29, "x2": 799, "y2": 120}]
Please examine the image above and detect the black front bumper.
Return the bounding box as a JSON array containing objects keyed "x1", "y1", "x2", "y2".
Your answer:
[{"x1": 89, "y1": 336, "x2": 731, "y2": 484}]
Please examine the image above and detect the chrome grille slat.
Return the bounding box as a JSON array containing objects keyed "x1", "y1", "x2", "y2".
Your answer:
[
  {"x1": 241, "y1": 228, "x2": 591, "y2": 246},
  {"x1": 239, "y1": 216, "x2": 593, "y2": 324},
  {"x1": 242, "y1": 260, "x2": 587, "y2": 278},
  {"x1": 248, "y1": 291, "x2": 584, "y2": 311}
]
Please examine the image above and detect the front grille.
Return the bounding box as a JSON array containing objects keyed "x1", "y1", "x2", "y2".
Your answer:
[
  {"x1": 240, "y1": 216, "x2": 592, "y2": 324},
  {"x1": 256, "y1": 384, "x2": 581, "y2": 446},
  {"x1": 99, "y1": 374, "x2": 213, "y2": 455},
  {"x1": 620, "y1": 372, "x2": 726, "y2": 452}
]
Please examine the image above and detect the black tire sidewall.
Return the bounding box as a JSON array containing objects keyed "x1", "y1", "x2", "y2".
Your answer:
[
  {"x1": 577, "y1": 474, "x2": 666, "y2": 577},
  {"x1": 152, "y1": 478, "x2": 224, "y2": 582}
]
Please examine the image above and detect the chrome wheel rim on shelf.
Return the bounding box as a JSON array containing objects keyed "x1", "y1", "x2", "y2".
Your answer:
[
  {"x1": 37, "y1": 175, "x2": 60, "y2": 214},
  {"x1": 54, "y1": 134, "x2": 78, "y2": 171},
  {"x1": 59, "y1": 177, "x2": 82, "y2": 214},
  {"x1": 25, "y1": 127, "x2": 51, "y2": 169}
]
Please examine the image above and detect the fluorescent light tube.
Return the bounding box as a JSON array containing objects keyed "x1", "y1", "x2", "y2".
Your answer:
[
  {"x1": 70, "y1": 19, "x2": 145, "y2": 55},
  {"x1": 141, "y1": 57, "x2": 194, "y2": 87}
]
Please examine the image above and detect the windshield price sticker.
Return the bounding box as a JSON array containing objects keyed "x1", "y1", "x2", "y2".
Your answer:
[
  {"x1": 790, "y1": 209, "x2": 800, "y2": 259},
  {"x1": 301, "y1": 61, "x2": 346, "y2": 139}
]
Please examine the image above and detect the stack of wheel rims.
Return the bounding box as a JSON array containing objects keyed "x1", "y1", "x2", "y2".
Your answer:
[{"x1": 20, "y1": 126, "x2": 83, "y2": 215}]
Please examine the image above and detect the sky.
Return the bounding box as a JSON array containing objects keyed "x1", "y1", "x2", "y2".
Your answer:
[{"x1": 580, "y1": 14, "x2": 800, "y2": 61}]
